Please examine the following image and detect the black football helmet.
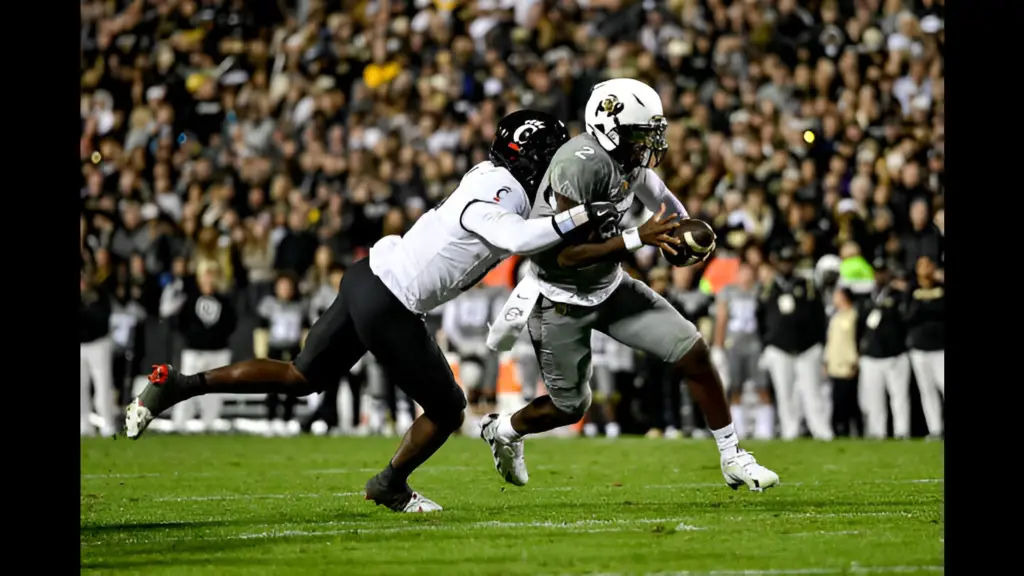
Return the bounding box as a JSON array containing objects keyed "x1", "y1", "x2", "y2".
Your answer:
[{"x1": 489, "y1": 109, "x2": 570, "y2": 201}]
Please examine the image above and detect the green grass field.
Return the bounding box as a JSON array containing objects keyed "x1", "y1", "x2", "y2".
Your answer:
[{"x1": 81, "y1": 435, "x2": 944, "y2": 575}]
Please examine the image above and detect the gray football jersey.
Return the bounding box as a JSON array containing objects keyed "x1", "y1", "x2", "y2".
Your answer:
[{"x1": 529, "y1": 133, "x2": 636, "y2": 300}]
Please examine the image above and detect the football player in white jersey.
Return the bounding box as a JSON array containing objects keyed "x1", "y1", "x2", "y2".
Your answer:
[{"x1": 124, "y1": 110, "x2": 643, "y2": 513}]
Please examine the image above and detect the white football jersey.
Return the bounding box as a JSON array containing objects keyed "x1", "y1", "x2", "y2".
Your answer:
[{"x1": 370, "y1": 161, "x2": 530, "y2": 314}]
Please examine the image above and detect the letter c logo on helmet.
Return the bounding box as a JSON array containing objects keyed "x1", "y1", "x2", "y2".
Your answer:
[{"x1": 513, "y1": 119, "x2": 546, "y2": 144}]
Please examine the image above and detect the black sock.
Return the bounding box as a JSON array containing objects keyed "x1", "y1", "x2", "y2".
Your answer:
[
  {"x1": 181, "y1": 373, "x2": 205, "y2": 390},
  {"x1": 379, "y1": 461, "x2": 409, "y2": 491}
]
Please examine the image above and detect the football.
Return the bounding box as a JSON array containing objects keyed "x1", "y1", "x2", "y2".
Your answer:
[{"x1": 663, "y1": 218, "x2": 717, "y2": 267}]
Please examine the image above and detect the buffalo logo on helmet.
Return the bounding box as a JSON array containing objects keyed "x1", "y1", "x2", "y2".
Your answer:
[{"x1": 598, "y1": 95, "x2": 624, "y2": 117}]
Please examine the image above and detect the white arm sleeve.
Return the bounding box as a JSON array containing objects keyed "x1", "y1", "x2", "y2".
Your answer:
[
  {"x1": 633, "y1": 168, "x2": 689, "y2": 219},
  {"x1": 461, "y1": 201, "x2": 562, "y2": 255}
]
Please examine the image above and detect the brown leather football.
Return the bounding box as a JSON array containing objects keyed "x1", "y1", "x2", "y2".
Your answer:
[{"x1": 663, "y1": 218, "x2": 717, "y2": 267}]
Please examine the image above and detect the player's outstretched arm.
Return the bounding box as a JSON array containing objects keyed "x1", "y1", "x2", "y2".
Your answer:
[
  {"x1": 632, "y1": 169, "x2": 689, "y2": 219},
  {"x1": 461, "y1": 199, "x2": 615, "y2": 256},
  {"x1": 557, "y1": 203, "x2": 682, "y2": 269}
]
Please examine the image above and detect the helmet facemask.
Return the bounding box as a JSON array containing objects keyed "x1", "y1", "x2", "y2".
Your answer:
[{"x1": 611, "y1": 116, "x2": 668, "y2": 172}]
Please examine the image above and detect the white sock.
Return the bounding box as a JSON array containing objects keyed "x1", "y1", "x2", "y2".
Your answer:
[
  {"x1": 712, "y1": 423, "x2": 739, "y2": 459},
  {"x1": 754, "y1": 405, "x2": 776, "y2": 439},
  {"x1": 730, "y1": 405, "x2": 746, "y2": 439},
  {"x1": 497, "y1": 413, "x2": 522, "y2": 443}
]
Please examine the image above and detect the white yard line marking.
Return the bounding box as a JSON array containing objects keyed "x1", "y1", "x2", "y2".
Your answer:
[
  {"x1": 784, "y1": 512, "x2": 916, "y2": 519},
  {"x1": 98, "y1": 477, "x2": 944, "y2": 505},
  {"x1": 627, "y1": 479, "x2": 940, "y2": 491},
  {"x1": 82, "y1": 473, "x2": 168, "y2": 479},
  {"x1": 582, "y1": 567, "x2": 942, "y2": 576},
  {"x1": 83, "y1": 466, "x2": 476, "y2": 479},
  {"x1": 153, "y1": 492, "x2": 362, "y2": 502},
  {"x1": 303, "y1": 465, "x2": 474, "y2": 475},
  {"x1": 786, "y1": 530, "x2": 862, "y2": 537},
  {"x1": 82, "y1": 517, "x2": 699, "y2": 546},
  {"x1": 82, "y1": 503, "x2": 941, "y2": 548}
]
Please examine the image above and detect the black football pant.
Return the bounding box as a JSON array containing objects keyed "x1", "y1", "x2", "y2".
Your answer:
[{"x1": 293, "y1": 258, "x2": 466, "y2": 429}]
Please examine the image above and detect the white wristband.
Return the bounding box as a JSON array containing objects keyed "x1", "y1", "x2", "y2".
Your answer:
[{"x1": 622, "y1": 227, "x2": 642, "y2": 252}]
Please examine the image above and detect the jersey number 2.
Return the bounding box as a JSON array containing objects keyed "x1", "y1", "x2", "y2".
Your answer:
[{"x1": 574, "y1": 146, "x2": 595, "y2": 160}]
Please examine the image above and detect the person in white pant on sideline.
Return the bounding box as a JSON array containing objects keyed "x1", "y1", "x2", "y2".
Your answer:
[
  {"x1": 166, "y1": 261, "x2": 238, "y2": 432},
  {"x1": 755, "y1": 246, "x2": 832, "y2": 441},
  {"x1": 904, "y1": 256, "x2": 944, "y2": 438},
  {"x1": 856, "y1": 259, "x2": 911, "y2": 439},
  {"x1": 81, "y1": 272, "x2": 118, "y2": 436}
]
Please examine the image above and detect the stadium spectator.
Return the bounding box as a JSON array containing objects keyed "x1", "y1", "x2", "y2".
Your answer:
[
  {"x1": 171, "y1": 259, "x2": 237, "y2": 433},
  {"x1": 825, "y1": 286, "x2": 861, "y2": 437},
  {"x1": 109, "y1": 257, "x2": 150, "y2": 405},
  {"x1": 900, "y1": 196, "x2": 943, "y2": 277},
  {"x1": 756, "y1": 245, "x2": 832, "y2": 441},
  {"x1": 80, "y1": 0, "x2": 946, "y2": 439},
  {"x1": 257, "y1": 272, "x2": 308, "y2": 434},
  {"x1": 81, "y1": 271, "x2": 118, "y2": 437},
  {"x1": 905, "y1": 254, "x2": 944, "y2": 438},
  {"x1": 856, "y1": 258, "x2": 911, "y2": 439}
]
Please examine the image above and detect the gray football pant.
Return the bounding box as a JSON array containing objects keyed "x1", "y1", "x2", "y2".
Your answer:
[
  {"x1": 527, "y1": 276, "x2": 701, "y2": 418},
  {"x1": 762, "y1": 344, "x2": 833, "y2": 441}
]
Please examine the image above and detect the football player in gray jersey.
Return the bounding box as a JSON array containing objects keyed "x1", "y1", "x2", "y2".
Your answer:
[{"x1": 481, "y1": 78, "x2": 780, "y2": 492}]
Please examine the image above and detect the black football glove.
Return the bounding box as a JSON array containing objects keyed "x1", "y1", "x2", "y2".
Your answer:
[{"x1": 585, "y1": 201, "x2": 620, "y2": 240}]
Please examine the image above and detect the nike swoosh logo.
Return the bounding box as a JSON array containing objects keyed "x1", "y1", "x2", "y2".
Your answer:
[{"x1": 516, "y1": 294, "x2": 530, "y2": 300}]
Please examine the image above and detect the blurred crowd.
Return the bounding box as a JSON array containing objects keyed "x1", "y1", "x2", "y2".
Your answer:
[{"x1": 80, "y1": 0, "x2": 944, "y2": 439}]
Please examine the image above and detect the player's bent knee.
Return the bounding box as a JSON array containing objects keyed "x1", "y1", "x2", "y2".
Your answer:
[
  {"x1": 423, "y1": 387, "x2": 468, "y2": 432},
  {"x1": 550, "y1": 387, "x2": 592, "y2": 423},
  {"x1": 676, "y1": 338, "x2": 712, "y2": 374}
]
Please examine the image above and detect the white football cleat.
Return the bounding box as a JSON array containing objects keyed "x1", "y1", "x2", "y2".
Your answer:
[
  {"x1": 480, "y1": 413, "x2": 529, "y2": 486},
  {"x1": 722, "y1": 449, "x2": 780, "y2": 492},
  {"x1": 400, "y1": 492, "x2": 443, "y2": 513},
  {"x1": 125, "y1": 398, "x2": 155, "y2": 440}
]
